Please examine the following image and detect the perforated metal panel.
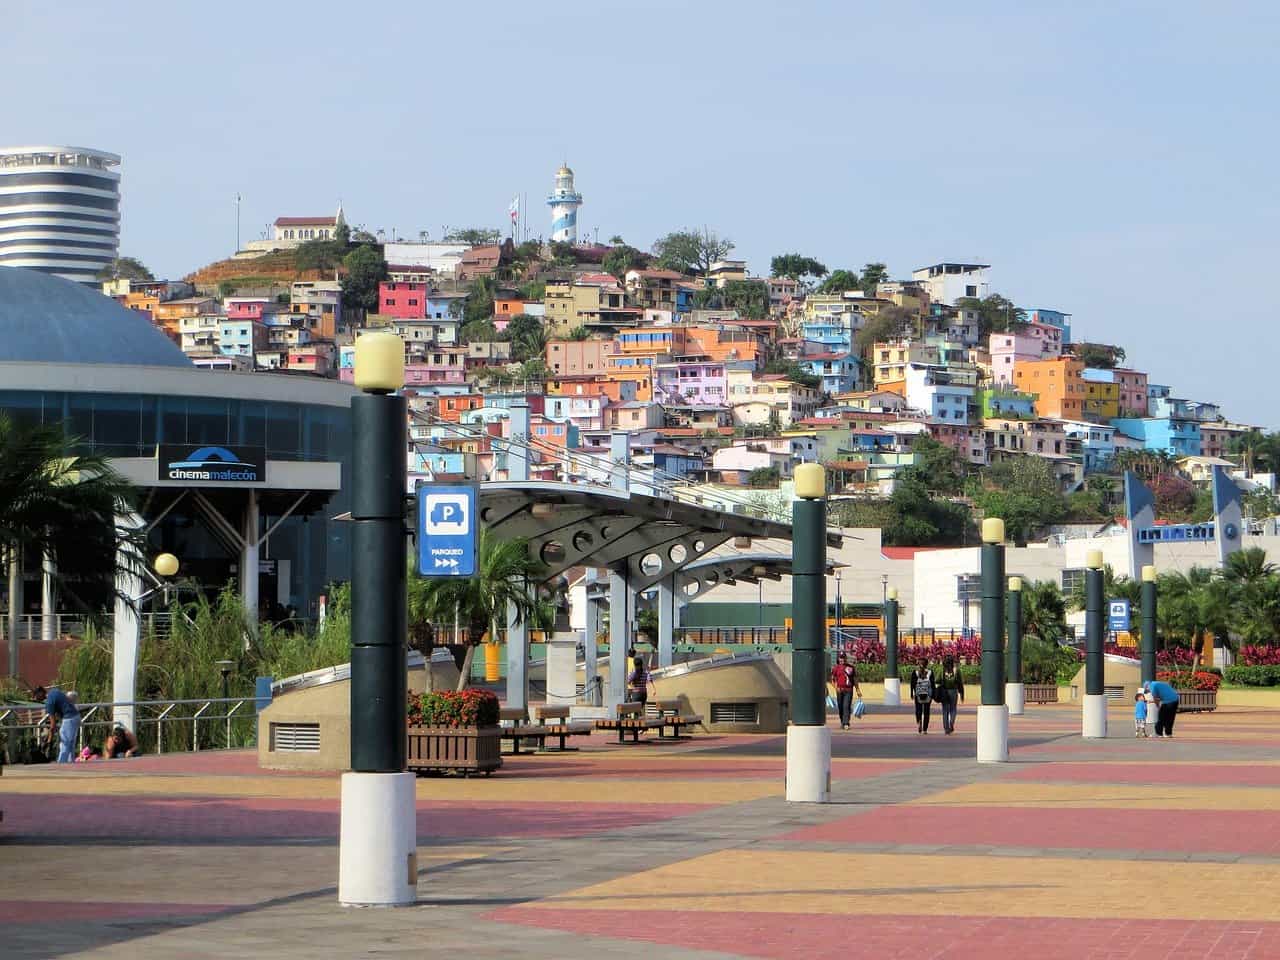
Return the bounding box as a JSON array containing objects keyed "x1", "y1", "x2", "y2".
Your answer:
[
  {"x1": 710, "y1": 702, "x2": 759, "y2": 725},
  {"x1": 271, "y1": 722, "x2": 320, "y2": 752}
]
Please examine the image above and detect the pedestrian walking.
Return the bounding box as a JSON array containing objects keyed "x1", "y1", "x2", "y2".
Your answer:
[
  {"x1": 1146, "y1": 679, "x2": 1180, "y2": 737},
  {"x1": 910, "y1": 658, "x2": 937, "y2": 734},
  {"x1": 627, "y1": 655, "x2": 649, "y2": 707},
  {"x1": 829, "y1": 653, "x2": 863, "y2": 730},
  {"x1": 938, "y1": 655, "x2": 965, "y2": 734}
]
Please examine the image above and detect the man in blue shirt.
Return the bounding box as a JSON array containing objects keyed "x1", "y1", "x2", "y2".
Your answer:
[
  {"x1": 1146, "y1": 680, "x2": 1180, "y2": 738},
  {"x1": 43, "y1": 687, "x2": 81, "y2": 763}
]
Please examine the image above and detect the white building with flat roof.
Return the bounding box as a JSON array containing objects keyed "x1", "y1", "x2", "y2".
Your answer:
[
  {"x1": 0, "y1": 145, "x2": 121, "y2": 285},
  {"x1": 911, "y1": 262, "x2": 990, "y2": 306}
]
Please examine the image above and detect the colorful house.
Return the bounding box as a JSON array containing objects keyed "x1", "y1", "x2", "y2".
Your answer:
[{"x1": 1012, "y1": 357, "x2": 1085, "y2": 420}]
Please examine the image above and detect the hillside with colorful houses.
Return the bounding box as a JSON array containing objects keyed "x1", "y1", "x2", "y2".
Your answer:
[{"x1": 99, "y1": 166, "x2": 1277, "y2": 543}]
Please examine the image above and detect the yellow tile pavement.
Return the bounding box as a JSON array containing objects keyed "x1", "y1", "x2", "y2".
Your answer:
[
  {"x1": 912, "y1": 781, "x2": 1280, "y2": 810},
  {"x1": 0, "y1": 772, "x2": 779, "y2": 805},
  {"x1": 527, "y1": 849, "x2": 1280, "y2": 921}
]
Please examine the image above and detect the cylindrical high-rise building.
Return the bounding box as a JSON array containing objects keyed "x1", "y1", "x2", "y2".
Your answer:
[
  {"x1": 546, "y1": 163, "x2": 582, "y2": 244},
  {"x1": 0, "y1": 146, "x2": 121, "y2": 285}
]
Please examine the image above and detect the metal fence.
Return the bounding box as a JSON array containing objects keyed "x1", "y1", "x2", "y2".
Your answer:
[{"x1": 0, "y1": 696, "x2": 260, "y2": 764}]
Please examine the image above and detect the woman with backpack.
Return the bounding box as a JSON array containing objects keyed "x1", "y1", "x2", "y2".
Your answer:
[
  {"x1": 909, "y1": 657, "x2": 937, "y2": 734},
  {"x1": 938, "y1": 655, "x2": 965, "y2": 734}
]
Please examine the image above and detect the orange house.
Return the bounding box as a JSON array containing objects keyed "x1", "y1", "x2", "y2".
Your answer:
[
  {"x1": 436, "y1": 394, "x2": 485, "y2": 423},
  {"x1": 1012, "y1": 357, "x2": 1085, "y2": 420},
  {"x1": 614, "y1": 326, "x2": 691, "y2": 360},
  {"x1": 603, "y1": 367, "x2": 653, "y2": 402},
  {"x1": 686, "y1": 327, "x2": 763, "y2": 365}
]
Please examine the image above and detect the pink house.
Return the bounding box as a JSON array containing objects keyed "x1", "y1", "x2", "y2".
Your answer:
[
  {"x1": 1111, "y1": 367, "x2": 1149, "y2": 417},
  {"x1": 655, "y1": 357, "x2": 727, "y2": 406},
  {"x1": 378, "y1": 281, "x2": 429, "y2": 319},
  {"x1": 225, "y1": 297, "x2": 274, "y2": 322},
  {"x1": 989, "y1": 321, "x2": 1063, "y2": 384}
]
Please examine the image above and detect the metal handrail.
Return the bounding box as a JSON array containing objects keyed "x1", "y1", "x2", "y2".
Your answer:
[{"x1": 0, "y1": 696, "x2": 260, "y2": 763}]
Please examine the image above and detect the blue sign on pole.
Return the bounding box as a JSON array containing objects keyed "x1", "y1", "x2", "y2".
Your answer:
[
  {"x1": 416, "y1": 483, "x2": 478, "y2": 577},
  {"x1": 1108, "y1": 599, "x2": 1131, "y2": 633}
]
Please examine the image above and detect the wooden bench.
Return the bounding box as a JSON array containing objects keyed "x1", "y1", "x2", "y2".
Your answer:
[
  {"x1": 531, "y1": 704, "x2": 594, "y2": 751},
  {"x1": 649, "y1": 699, "x2": 704, "y2": 740},
  {"x1": 595, "y1": 702, "x2": 663, "y2": 743},
  {"x1": 498, "y1": 706, "x2": 548, "y2": 755}
]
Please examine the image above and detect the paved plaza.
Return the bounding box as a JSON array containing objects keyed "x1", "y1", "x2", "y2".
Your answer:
[{"x1": 5, "y1": 703, "x2": 1280, "y2": 959}]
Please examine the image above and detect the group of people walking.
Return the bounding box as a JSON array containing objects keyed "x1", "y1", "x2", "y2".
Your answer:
[{"x1": 909, "y1": 656, "x2": 965, "y2": 734}]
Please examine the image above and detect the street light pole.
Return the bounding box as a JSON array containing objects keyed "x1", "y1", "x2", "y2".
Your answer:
[
  {"x1": 1083, "y1": 549, "x2": 1107, "y2": 739},
  {"x1": 1006, "y1": 577, "x2": 1024, "y2": 716},
  {"x1": 977, "y1": 518, "x2": 1008, "y2": 762},
  {"x1": 883, "y1": 587, "x2": 900, "y2": 706},
  {"x1": 834, "y1": 571, "x2": 842, "y2": 649},
  {"x1": 787, "y1": 463, "x2": 829, "y2": 803},
  {"x1": 1140, "y1": 564, "x2": 1158, "y2": 686},
  {"x1": 339, "y1": 332, "x2": 415, "y2": 907}
]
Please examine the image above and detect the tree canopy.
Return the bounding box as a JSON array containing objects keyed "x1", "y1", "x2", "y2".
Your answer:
[
  {"x1": 339, "y1": 244, "x2": 387, "y2": 313},
  {"x1": 444, "y1": 227, "x2": 501, "y2": 245},
  {"x1": 1073, "y1": 342, "x2": 1127, "y2": 369},
  {"x1": 602, "y1": 244, "x2": 646, "y2": 280},
  {"x1": 295, "y1": 239, "x2": 347, "y2": 272},
  {"x1": 817, "y1": 269, "x2": 862, "y2": 294},
  {"x1": 652, "y1": 229, "x2": 733, "y2": 275},
  {"x1": 95, "y1": 257, "x2": 154, "y2": 282},
  {"x1": 858, "y1": 262, "x2": 889, "y2": 294},
  {"x1": 770, "y1": 253, "x2": 827, "y2": 282},
  {"x1": 694, "y1": 279, "x2": 769, "y2": 318},
  {"x1": 502, "y1": 314, "x2": 547, "y2": 363},
  {"x1": 970, "y1": 455, "x2": 1068, "y2": 542},
  {"x1": 955, "y1": 294, "x2": 1026, "y2": 336},
  {"x1": 853, "y1": 307, "x2": 913, "y2": 357}
]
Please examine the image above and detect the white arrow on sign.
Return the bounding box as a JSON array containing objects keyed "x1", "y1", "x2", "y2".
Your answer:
[{"x1": 434, "y1": 558, "x2": 459, "y2": 569}]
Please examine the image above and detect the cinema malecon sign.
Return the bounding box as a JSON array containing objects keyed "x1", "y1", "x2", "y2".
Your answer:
[{"x1": 158, "y1": 445, "x2": 266, "y2": 484}]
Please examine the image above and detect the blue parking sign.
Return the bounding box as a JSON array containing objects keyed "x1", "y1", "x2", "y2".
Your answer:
[
  {"x1": 416, "y1": 483, "x2": 478, "y2": 577},
  {"x1": 1107, "y1": 599, "x2": 1131, "y2": 632}
]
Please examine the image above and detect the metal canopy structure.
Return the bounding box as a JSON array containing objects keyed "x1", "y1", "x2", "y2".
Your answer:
[
  {"x1": 476, "y1": 480, "x2": 843, "y2": 713},
  {"x1": 583, "y1": 553, "x2": 843, "y2": 602},
  {"x1": 479, "y1": 481, "x2": 840, "y2": 590}
]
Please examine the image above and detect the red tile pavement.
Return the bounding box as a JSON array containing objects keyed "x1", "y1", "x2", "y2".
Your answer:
[
  {"x1": 488, "y1": 909, "x2": 1280, "y2": 960},
  {"x1": 496, "y1": 758, "x2": 916, "y2": 781},
  {"x1": 781, "y1": 805, "x2": 1280, "y2": 855},
  {"x1": 1007, "y1": 763, "x2": 1280, "y2": 787},
  {"x1": 0, "y1": 795, "x2": 709, "y2": 841},
  {"x1": 0, "y1": 900, "x2": 236, "y2": 923}
]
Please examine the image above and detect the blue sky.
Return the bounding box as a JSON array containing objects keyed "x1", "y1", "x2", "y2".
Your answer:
[{"x1": 6, "y1": 1, "x2": 1278, "y2": 426}]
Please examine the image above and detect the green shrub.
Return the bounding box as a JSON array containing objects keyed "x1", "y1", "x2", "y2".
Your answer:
[{"x1": 1223, "y1": 665, "x2": 1280, "y2": 686}]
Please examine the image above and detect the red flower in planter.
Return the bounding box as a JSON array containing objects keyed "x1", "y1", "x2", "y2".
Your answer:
[{"x1": 409, "y1": 689, "x2": 500, "y2": 727}]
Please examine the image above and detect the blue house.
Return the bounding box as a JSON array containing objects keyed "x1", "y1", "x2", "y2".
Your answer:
[
  {"x1": 801, "y1": 352, "x2": 862, "y2": 395},
  {"x1": 1111, "y1": 417, "x2": 1201, "y2": 457}
]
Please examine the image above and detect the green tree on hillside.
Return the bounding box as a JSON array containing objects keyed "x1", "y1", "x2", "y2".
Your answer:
[
  {"x1": 1073, "y1": 342, "x2": 1126, "y2": 369},
  {"x1": 95, "y1": 257, "x2": 154, "y2": 282},
  {"x1": 971, "y1": 455, "x2": 1068, "y2": 541},
  {"x1": 652, "y1": 229, "x2": 733, "y2": 275},
  {"x1": 339, "y1": 244, "x2": 387, "y2": 312},
  {"x1": 817, "y1": 269, "x2": 862, "y2": 294},
  {"x1": 603, "y1": 244, "x2": 646, "y2": 280},
  {"x1": 853, "y1": 307, "x2": 913, "y2": 358},
  {"x1": 956, "y1": 294, "x2": 1026, "y2": 336},
  {"x1": 908, "y1": 434, "x2": 965, "y2": 495},
  {"x1": 295, "y1": 240, "x2": 346, "y2": 272},
  {"x1": 695, "y1": 279, "x2": 769, "y2": 318},
  {"x1": 770, "y1": 253, "x2": 827, "y2": 283},
  {"x1": 502, "y1": 314, "x2": 547, "y2": 362},
  {"x1": 859, "y1": 262, "x2": 889, "y2": 294},
  {"x1": 444, "y1": 227, "x2": 501, "y2": 245}
]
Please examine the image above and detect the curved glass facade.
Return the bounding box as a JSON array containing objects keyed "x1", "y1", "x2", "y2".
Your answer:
[{"x1": 0, "y1": 388, "x2": 353, "y2": 619}]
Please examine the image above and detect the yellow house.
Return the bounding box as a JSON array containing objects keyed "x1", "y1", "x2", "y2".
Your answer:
[
  {"x1": 1083, "y1": 379, "x2": 1120, "y2": 420},
  {"x1": 872, "y1": 340, "x2": 937, "y2": 387}
]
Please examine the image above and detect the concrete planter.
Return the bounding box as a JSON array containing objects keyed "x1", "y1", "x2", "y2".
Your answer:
[
  {"x1": 1176, "y1": 689, "x2": 1217, "y2": 713},
  {"x1": 406, "y1": 725, "x2": 502, "y2": 775},
  {"x1": 1024, "y1": 683, "x2": 1059, "y2": 704}
]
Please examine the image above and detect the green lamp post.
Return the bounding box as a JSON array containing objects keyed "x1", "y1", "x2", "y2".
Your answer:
[
  {"x1": 1082, "y1": 549, "x2": 1107, "y2": 738},
  {"x1": 338, "y1": 332, "x2": 416, "y2": 906},
  {"x1": 1140, "y1": 564, "x2": 1157, "y2": 686},
  {"x1": 883, "y1": 587, "x2": 900, "y2": 706},
  {"x1": 786, "y1": 463, "x2": 830, "y2": 802},
  {"x1": 977, "y1": 517, "x2": 1008, "y2": 762},
  {"x1": 1006, "y1": 576, "x2": 1024, "y2": 716}
]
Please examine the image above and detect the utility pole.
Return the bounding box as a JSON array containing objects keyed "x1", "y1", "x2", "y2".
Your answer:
[{"x1": 235, "y1": 194, "x2": 241, "y2": 253}]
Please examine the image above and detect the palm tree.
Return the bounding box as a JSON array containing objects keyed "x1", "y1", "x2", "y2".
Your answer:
[
  {"x1": 407, "y1": 529, "x2": 544, "y2": 691},
  {"x1": 0, "y1": 415, "x2": 138, "y2": 673},
  {"x1": 1222, "y1": 546, "x2": 1276, "y2": 586},
  {"x1": 1020, "y1": 579, "x2": 1068, "y2": 645},
  {"x1": 1158, "y1": 568, "x2": 1231, "y2": 664},
  {"x1": 1230, "y1": 429, "x2": 1268, "y2": 478}
]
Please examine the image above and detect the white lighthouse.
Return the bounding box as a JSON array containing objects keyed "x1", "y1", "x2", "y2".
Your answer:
[{"x1": 546, "y1": 163, "x2": 583, "y2": 244}]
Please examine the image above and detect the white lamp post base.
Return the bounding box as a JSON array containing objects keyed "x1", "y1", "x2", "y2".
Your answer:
[
  {"x1": 785, "y1": 724, "x2": 831, "y2": 802},
  {"x1": 1006, "y1": 681, "x2": 1025, "y2": 716},
  {"x1": 339, "y1": 772, "x2": 418, "y2": 906},
  {"x1": 976, "y1": 704, "x2": 1009, "y2": 763},
  {"x1": 883, "y1": 677, "x2": 901, "y2": 706},
  {"x1": 1082, "y1": 694, "x2": 1108, "y2": 739}
]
